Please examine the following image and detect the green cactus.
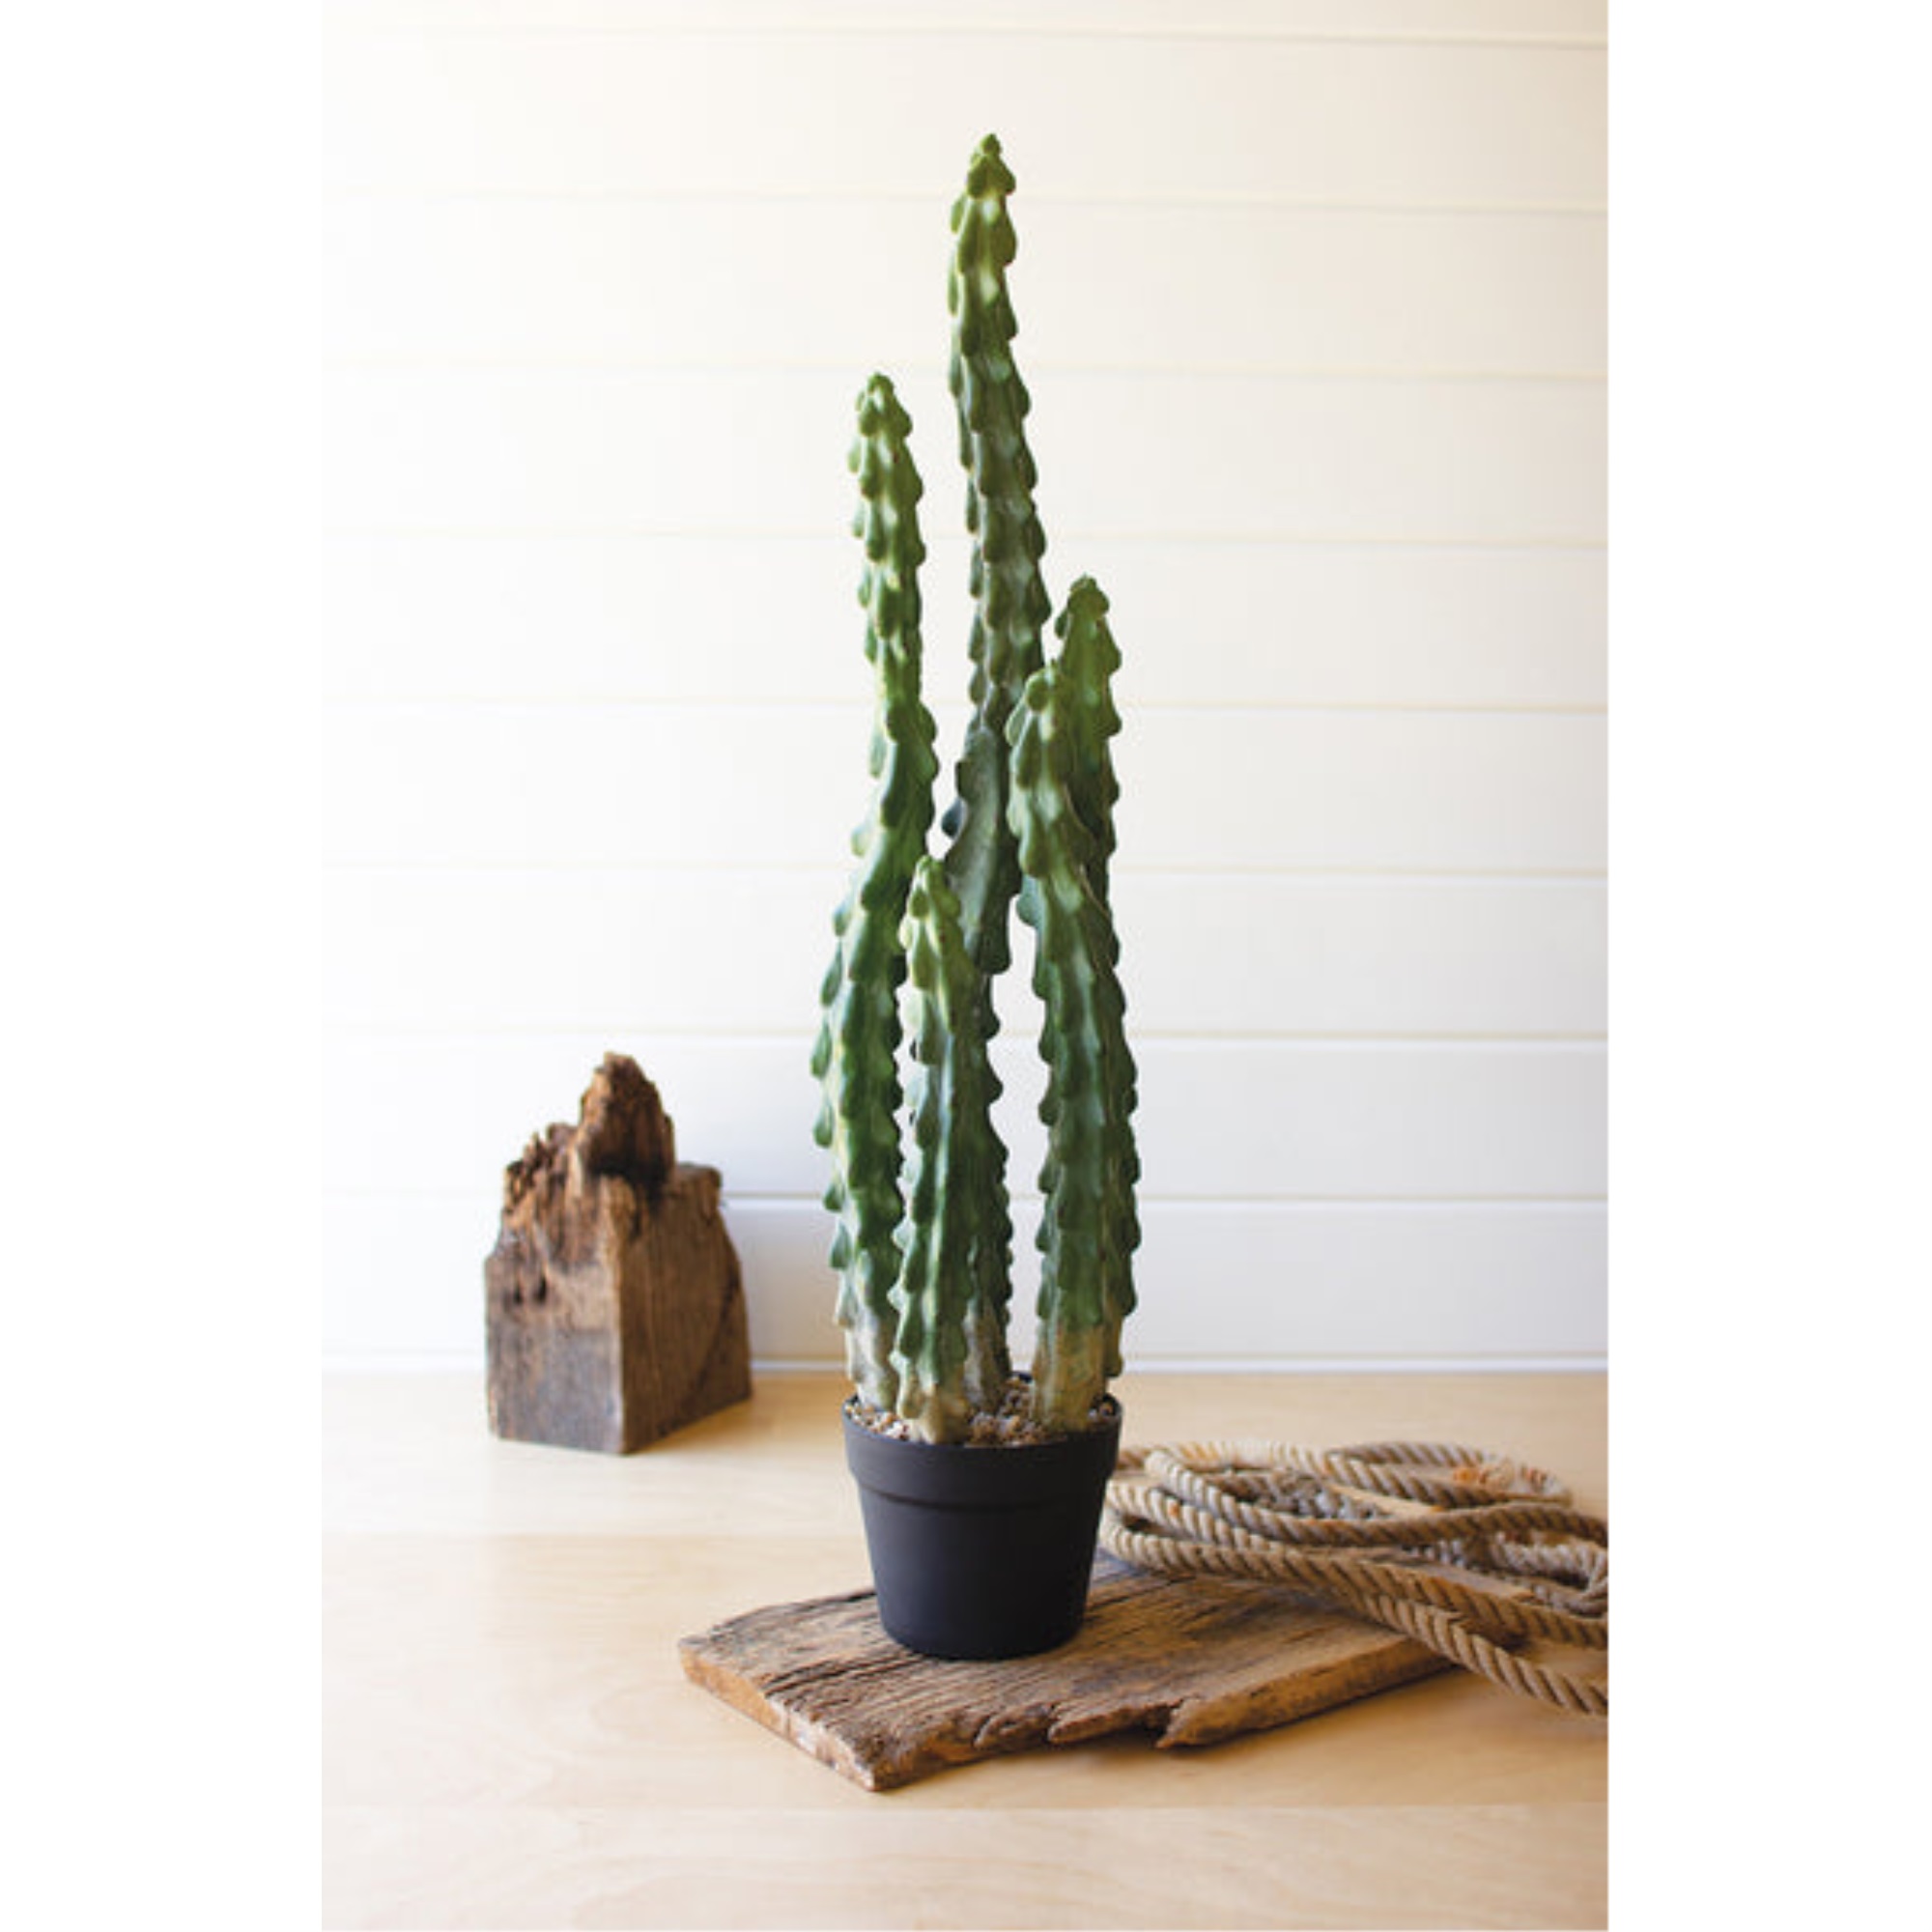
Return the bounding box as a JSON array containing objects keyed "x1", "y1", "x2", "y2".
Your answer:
[
  {"x1": 888, "y1": 858, "x2": 1014, "y2": 1443},
  {"x1": 1009, "y1": 662, "x2": 1140, "y2": 1433},
  {"x1": 1050, "y1": 577, "x2": 1124, "y2": 920},
  {"x1": 811, "y1": 374, "x2": 938, "y2": 1413},
  {"x1": 818, "y1": 139, "x2": 1138, "y2": 1442},
  {"x1": 1041, "y1": 577, "x2": 1140, "y2": 1307},
  {"x1": 936, "y1": 130, "x2": 1050, "y2": 1376},
  {"x1": 942, "y1": 133, "x2": 1052, "y2": 980}
]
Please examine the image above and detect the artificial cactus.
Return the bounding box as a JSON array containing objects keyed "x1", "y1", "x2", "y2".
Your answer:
[
  {"x1": 1009, "y1": 663, "x2": 1140, "y2": 1433},
  {"x1": 1040, "y1": 575, "x2": 1142, "y2": 1386},
  {"x1": 941, "y1": 132, "x2": 1052, "y2": 978},
  {"x1": 817, "y1": 139, "x2": 1139, "y2": 1443},
  {"x1": 811, "y1": 374, "x2": 938, "y2": 1413},
  {"x1": 1049, "y1": 578, "x2": 1124, "y2": 918},
  {"x1": 936, "y1": 132, "x2": 1050, "y2": 1379},
  {"x1": 888, "y1": 858, "x2": 1014, "y2": 1443}
]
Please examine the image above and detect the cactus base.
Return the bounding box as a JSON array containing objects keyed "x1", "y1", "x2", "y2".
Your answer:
[{"x1": 842, "y1": 1399, "x2": 1122, "y2": 1659}]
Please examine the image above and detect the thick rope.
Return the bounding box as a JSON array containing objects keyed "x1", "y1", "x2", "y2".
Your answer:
[{"x1": 1101, "y1": 1440, "x2": 1607, "y2": 1719}]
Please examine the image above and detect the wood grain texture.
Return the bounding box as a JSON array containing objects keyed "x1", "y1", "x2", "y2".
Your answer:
[
  {"x1": 327, "y1": 0, "x2": 1607, "y2": 42},
  {"x1": 324, "y1": 1801, "x2": 1606, "y2": 1931},
  {"x1": 325, "y1": 1370, "x2": 1606, "y2": 1927},
  {"x1": 680, "y1": 1556, "x2": 1450, "y2": 1788},
  {"x1": 484, "y1": 1055, "x2": 751, "y2": 1450}
]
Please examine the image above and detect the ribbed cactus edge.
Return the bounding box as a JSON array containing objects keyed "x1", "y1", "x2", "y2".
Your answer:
[
  {"x1": 941, "y1": 130, "x2": 1051, "y2": 983},
  {"x1": 890, "y1": 859, "x2": 1014, "y2": 1442},
  {"x1": 1009, "y1": 658, "x2": 1140, "y2": 1433},
  {"x1": 811, "y1": 374, "x2": 938, "y2": 1414},
  {"x1": 937, "y1": 131, "x2": 1047, "y2": 1360}
]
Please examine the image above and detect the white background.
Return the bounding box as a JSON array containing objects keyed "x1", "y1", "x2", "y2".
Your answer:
[{"x1": 316, "y1": 0, "x2": 1609, "y2": 1372}]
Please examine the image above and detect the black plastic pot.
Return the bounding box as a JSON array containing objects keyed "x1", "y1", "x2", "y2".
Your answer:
[{"x1": 842, "y1": 1399, "x2": 1122, "y2": 1660}]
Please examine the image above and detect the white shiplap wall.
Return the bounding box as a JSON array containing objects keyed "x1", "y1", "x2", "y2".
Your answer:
[{"x1": 317, "y1": 0, "x2": 1606, "y2": 1371}]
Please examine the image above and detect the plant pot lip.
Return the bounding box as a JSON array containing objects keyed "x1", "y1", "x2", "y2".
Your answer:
[
  {"x1": 841, "y1": 1391, "x2": 1122, "y2": 1459},
  {"x1": 843, "y1": 1391, "x2": 1122, "y2": 1513}
]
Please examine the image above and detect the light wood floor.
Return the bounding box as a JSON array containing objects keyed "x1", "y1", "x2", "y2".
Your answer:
[{"x1": 324, "y1": 1369, "x2": 1606, "y2": 1930}]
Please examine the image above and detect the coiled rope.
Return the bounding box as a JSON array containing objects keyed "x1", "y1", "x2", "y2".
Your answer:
[{"x1": 1101, "y1": 1439, "x2": 1607, "y2": 1719}]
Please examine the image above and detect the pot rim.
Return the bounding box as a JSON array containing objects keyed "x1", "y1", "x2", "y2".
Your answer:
[
  {"x1": 842, "y1": 1394, "x2": 1122, "y2": 1510},
  {"x1": 840, "y1": 1390, "x2": 1121, "y2": 1456}
]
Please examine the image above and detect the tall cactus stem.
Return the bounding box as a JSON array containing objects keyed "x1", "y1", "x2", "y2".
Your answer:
[
  {"x1": 1050, "y1": 577, "x2": 1123, "y2": 922},
  {"x1": 1047, "y1": 577, "x2": 1139, "y2": 1309},
  {"x1": 1009, "y1": 660, "x2": 1141, "y2": 1433},
  {"x1": 888, "y1": 859, "x2": 1014, "y2": 1442},
  {"x1": 811, "y1": 375, "x2": 939, "y2": 1414},
  {"x1": 941, "y1": 133, "x2": 1052, "y2": 982},
  {"x1": 939, "y1": 131, "x2": 1050, "y2": 1335}
]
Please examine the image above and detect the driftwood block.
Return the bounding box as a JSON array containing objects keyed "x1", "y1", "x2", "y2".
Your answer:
[
  {"x1": 486, "y1": 1054, "x2": 751, "y2": 1453},
  {"x1": 679, "y1": 1554, "x2": 1449, "y2": 1789}
]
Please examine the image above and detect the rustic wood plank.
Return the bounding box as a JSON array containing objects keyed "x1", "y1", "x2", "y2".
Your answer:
[{"x1": 679, "y1": 1555, "x2": 1450, "y2": 1789}]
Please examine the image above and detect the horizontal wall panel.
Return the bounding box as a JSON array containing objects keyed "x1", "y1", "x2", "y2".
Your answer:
[
  {"x1": 1088, "y1": 541, "x2": 1605, "y2": 708},
  {"x1": 319, "y1": 1033, "x2": 1605, "y2": 1202},
  {"x1": 322, "y1": 1189, "x2": 1605, "y2": 1366},
  {"x1": 327, "y1": 3, "x2": 1607, "y2": 45},
  {"x1": 1130, "y1": 1201, "x2": 1605, "y2": 1361},
  {"x1": 323, "y1": 32, "x2": 1605, "y2": 208},
  {"x1": 318, "y1": 867, "x2": 1606, "y2": 1037},
  {"x1": 319, "y1": 702, "x2": 1606, "y2": 873},
  {"x1": 1119, "y1": 874, "x2": 1606, "y2": 1037},
  {"x1": 320, "y1": 532, "x2": 1605, "y2": 709},
  {"x1": 318, "y1": 1187, "x2": 850, "y2": 1362},
  {"x1": 316, "y1": 0, "x2": 1606, "y2": 1373},
  {"x1": 321, "y1": 197, "x2": 1605, "y2": 376},
  {"x1": 325, "y1": 1189, "x2": 502, "y2": 1358},
  {"x1": 321, "y1": 366, "x2": 1605, "y2": 544}
]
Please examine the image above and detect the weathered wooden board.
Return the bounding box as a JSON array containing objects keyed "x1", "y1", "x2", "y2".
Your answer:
[{"x1": 679, "y1": 1554, "x2": 1449, "y2": 1789}]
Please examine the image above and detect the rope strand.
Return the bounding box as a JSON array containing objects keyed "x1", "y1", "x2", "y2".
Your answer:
[{"x1": 1101, "y1": 1439, "x2": 1608, "y2": 1719}]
